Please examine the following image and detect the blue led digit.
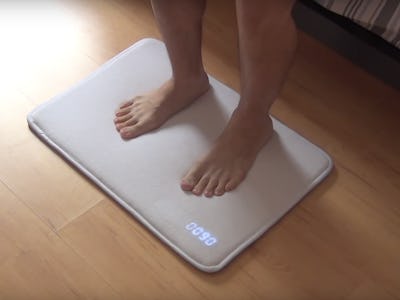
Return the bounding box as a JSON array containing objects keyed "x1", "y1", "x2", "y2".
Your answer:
[
  {"x1": 198, "y1": 232, "x2": 211, "y2": 241},
  {"x1": 192, "y1": 227, "x2": 204, "y2": 236},
  {"x1": 204, "y1": 237, "x2": 217, "y2": 246},
  {"x1": 185, "y1": 222, "x2": 197, "y2": 231}
]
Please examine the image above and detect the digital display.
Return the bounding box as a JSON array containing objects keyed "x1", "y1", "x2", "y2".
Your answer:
[{"x1": 185, "y1": 222, "x2": 218, "y2": 246}]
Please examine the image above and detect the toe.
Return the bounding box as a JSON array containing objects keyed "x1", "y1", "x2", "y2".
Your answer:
[
  {"x1": 214, "y1": 175, "x2": 230, "y2": 196},
  {"x1": 204, "y1": 178, "x2": 218, "y2": 198},
  {"x1": 114, "y1": 113, "x2": 132, "y2": 124},
  {"x1": 181, "y1": 167, "x2": 203, "y2": 192},
  {"x1": 120, "y1": 122, "x2": 148, "y2": 139},
  {"x1": 181, "y1": 181, "x2": 194, "y2": 192},
  {"x1": 119, "y1": 100, "x2": 133, "y2": 109},
  {"x1": 115, "y1": 107, "x2": 132, "y2": 117},
  {"x1": 192, "y1": 176, "x2": 210, "y2": 196},
  {"x1": 225, "y1": 171, "x2": 245, "y2": 192},
  {"x1": 116, "y1": 117, "x2": 138, "y2": 131},
  {"x1": 225, "y1": 180, "x2": 237, "y2": 192}
]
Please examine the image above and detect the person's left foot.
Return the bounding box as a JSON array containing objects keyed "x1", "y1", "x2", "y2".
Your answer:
[
  {"x1": 181, "y1": 106, "x2": 273, "y2": 197},
  {"x1": 114, "y1": 74, "x2": 209, "y2": 140}
]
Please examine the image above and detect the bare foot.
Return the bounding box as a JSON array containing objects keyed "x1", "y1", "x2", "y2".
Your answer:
[
  {"x1": 114, "y1": 74, "x2": 209, "y2": 139},
  {"x1": 181, "y1": 106, "x2": 273, "y2": 197}
]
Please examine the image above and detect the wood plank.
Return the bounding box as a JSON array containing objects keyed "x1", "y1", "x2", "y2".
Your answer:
[
  {"x1": 0, "y1": 182, "x2": 120, "y2": 300},
  {"x1": 0, "y1": 137, "x2": 104, "y2": 230},
  {"x1": 0, "y1": 89, "x2": 34, "y2": 149},
  {"x1": 347, "y1": 279, "x2": 399, "y2": 300}
]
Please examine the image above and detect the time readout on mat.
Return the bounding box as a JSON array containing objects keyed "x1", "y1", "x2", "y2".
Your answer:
[{"x1": 185, "y1": 222, "x2": 218, "y2": 246}]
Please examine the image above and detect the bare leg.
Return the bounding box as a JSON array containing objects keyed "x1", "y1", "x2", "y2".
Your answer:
[
  {"x1": 181, "y1": 0, "x2": 297, "y2": 197},
  {"x1": 114, "y1": 0, "x2": 209, "y2": 139}
]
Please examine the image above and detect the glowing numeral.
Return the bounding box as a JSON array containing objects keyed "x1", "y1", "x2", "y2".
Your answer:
[
  {"x1": 192, "y1": 227, "x2": 204, "y2": 236},
  {"x1": 198, "y1": 232, "x2": 211, "y2": 241},
  {"x1": 204, "y1": 237, "x2": 217, "y2": 246},
  {"x1": 185, "y1": 222, "x2": 197, "y2": 230},
  {"x1": 185, "y1": 222, "x2": 218, "y2": 247}
]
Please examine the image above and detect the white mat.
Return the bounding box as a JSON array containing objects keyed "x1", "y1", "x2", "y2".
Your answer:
[{"x1": 27, "y1": 38, "x2": 333, "y2": 272}]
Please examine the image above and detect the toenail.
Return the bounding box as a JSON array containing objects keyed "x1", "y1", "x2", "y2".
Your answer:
[
  {"x1": 181, "y1": 179, "x2": 190, "y2": 185},
  {"x1": 181, "y1": 182, "x2": 193, "y2": 191},
  {"x1": 193, "y1": 188, "x2": 201, "y2": 195}
]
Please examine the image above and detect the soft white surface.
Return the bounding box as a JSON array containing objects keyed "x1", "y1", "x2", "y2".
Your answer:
[{"x1": 28, "y1": 38, "x2": 333, "y2": 272}]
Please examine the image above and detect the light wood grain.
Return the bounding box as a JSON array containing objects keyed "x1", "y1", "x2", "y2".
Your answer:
[
  {"x1": 0, "y1": 182, "x2": 120, "y2": 300},
  {"x1": 0, "y1": 0, "x2": 399, "y2": 299}
]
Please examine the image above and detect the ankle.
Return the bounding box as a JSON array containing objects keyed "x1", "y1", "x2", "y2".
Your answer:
[
  {"x1": 173, "y1": 70, "x2": 209, "y2": 87},
  {"x1": 235, "y1": 101, "x2": 270, "y2": 121}
]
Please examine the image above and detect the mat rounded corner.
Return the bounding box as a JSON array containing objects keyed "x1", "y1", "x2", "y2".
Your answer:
[{"x1": 190, "y1": 259, "x2": 227, "y2": 273}]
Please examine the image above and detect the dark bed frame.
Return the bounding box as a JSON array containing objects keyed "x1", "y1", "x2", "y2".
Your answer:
[{"x1": 293, "y1": 0, "x2": 400, "y2": 90}]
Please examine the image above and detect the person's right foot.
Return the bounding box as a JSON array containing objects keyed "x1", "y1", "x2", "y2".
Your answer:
[
  {"x1": 114, "y1": 73, "x2": 210, "y2": 139},
  {"x1": 181, "y1": 105, "x2": 273, "y2": 197}
]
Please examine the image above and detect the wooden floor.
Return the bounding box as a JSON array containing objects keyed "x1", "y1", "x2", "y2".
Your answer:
[{"x1": 1, "y1": 0, "x2": 399, "y2": 299}]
